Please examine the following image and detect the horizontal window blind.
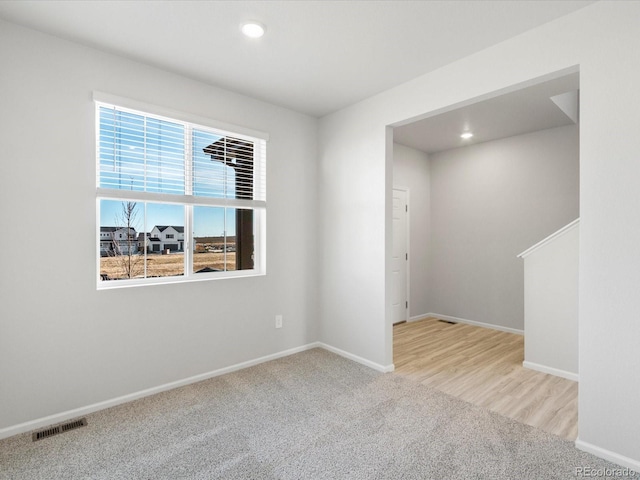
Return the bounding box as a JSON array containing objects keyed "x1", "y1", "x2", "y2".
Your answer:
[
  {"x1": 99, "y1": 107, "x2": 185, "y2": 194},
  {"x1": 97, "y1": 104, "x2": 266, "y2": 202}
]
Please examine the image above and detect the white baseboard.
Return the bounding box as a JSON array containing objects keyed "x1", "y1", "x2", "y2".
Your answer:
[
  {"x1": 522, "y1": 361, "x2": 579, "y2": 382},
  {"x1": 0, "y1": 342, "x2": 321, "y2": 441},
  {"x1": 575, "y1": 439, "x2": 640, "y2": 473},
  {"x1": 5, "y1": 340, "x2": 639, "y2": 474},
  {"x1": 425, "y1": 313, "x2": 524, "y2": 335},
  {"x1": 318, "y1": 342, "x2": 395, "y2": 373},
  {"x1": 0, "y1": 342, "x2": 395, "y2": 441}
]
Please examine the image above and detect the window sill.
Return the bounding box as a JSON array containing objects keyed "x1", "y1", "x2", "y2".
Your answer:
[{"x1": 97, "y1": 269, "x2": 265, "y2": 290}]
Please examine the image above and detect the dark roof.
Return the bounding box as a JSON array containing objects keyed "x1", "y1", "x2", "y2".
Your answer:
[
  {"x1": 155, "y1": 225, "x2": 185, "y2": 233},
  {"x1": 203, "y1": 137, "x2": 253, "y2": 165},
  {"x1": 196, "y1": 267, "x2": 222, "y2": 273}
]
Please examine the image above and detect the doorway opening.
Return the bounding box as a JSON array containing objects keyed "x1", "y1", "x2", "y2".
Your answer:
[{"x1": 390, "y1": 68, "x2": 580, "y2": 439}]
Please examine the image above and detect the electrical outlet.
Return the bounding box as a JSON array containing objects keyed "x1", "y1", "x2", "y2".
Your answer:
[{"x1": 275, "y1": 315, "x2": 283, "y2": 329}]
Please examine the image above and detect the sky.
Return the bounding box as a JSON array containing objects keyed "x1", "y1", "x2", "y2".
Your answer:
[{"x1": 100, "y1": 200, "x2": 237, "y2": 237}]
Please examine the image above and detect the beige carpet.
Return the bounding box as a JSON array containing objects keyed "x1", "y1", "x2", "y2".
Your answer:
[{"x1": 0, "y1": 348, "x2": 634, "y2": 479}]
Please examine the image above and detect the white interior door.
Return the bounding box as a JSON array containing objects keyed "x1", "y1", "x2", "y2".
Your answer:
[{"x1": 392, "y1": 188, "x2": 408, "y2": 325}]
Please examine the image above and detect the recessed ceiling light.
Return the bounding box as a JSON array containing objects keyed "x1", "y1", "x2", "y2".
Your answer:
[
  {"x1": 241, "y1": 22, "x2": 266, "y2": 38},
  {"x1": 460, "y1": 132, "x2": 473, "y2": 140}
]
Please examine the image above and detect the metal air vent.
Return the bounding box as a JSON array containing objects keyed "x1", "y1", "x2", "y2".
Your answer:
[{"x1": 32, "y1": 418, "x2": 87, "y2": 442}]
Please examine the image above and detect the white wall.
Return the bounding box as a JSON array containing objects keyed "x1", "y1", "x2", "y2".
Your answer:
[
  {"x1": 522, "y1": 222, "x2": 579, "y2": 379},
  {"x1": 392, "y1": 143, "x2": 431, "y2": 319},
  {"x1": 0, "y1": 20, "x2": 318, "y2": 434},
  {"x1": 428, "y1": 125, "x2": 579, "y2": 331},
  {"x1": 319, "y1": 1, "x2": 640, "y2": 468},
  {"x1": 318, "y1": 115, "x2": 390, "y2": 368}
]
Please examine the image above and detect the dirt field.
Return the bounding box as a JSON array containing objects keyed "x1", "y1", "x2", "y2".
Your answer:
[{"x1": 100, "y1": 252, "x2": 236, "y2": 280}]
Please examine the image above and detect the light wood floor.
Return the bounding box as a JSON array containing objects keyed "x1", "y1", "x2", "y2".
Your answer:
[{"x1": 393, "y1": 318, "x2": 578, "y2": 440}]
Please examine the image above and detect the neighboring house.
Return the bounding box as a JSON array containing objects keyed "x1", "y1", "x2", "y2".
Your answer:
[
  {"x1": 148, "y1": 225, "x2": 185, "y2": 253},
  {"x1": 137, "y1": 232, "x2": 150, "y2": 254},
  {"x1": 100, "y1": 227, "x2": 138, "y2": 256},
  {"x1": 101, "y1": 226, "x2": 184, "y2": 255}
]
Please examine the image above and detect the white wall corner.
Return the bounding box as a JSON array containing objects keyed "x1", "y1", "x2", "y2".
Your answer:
[
  {"x1": 550, "y1": 90, "x2": 579, "y2": 124},
  {"x1": 318, "y1": 342, "x2": 395, "y2": 373},
  {"x1": 522, "y1": 361, "x2": 578, "y2": 382},
  {"x1": 575, "y1": 439, "x2": 640, "y2": 473},
  {"x1": 427, "y1": 313, "x2": 524, "y2": 335}
]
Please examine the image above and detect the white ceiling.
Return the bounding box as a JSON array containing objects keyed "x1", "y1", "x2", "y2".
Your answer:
[
  {"x1": 394, "y1": 72, "x2": 580, "y2": 154},
  {"x1": 0, "y1": 1, "x2": 594, "y2": 117}
]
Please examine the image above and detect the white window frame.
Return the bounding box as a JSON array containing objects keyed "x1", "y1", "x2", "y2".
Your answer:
[{"x1": 94, "y1": 92, "x2": 267, "y2": 289}]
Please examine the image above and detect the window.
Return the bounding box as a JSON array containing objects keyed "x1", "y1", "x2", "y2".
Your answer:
[{"x1": 96, "y1": 96, "x2": 266, "y2": 288}]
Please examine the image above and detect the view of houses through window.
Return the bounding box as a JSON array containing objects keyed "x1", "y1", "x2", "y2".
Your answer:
[{"x1": 99, "y1": 201, "x2": 251, "y2": 281}]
